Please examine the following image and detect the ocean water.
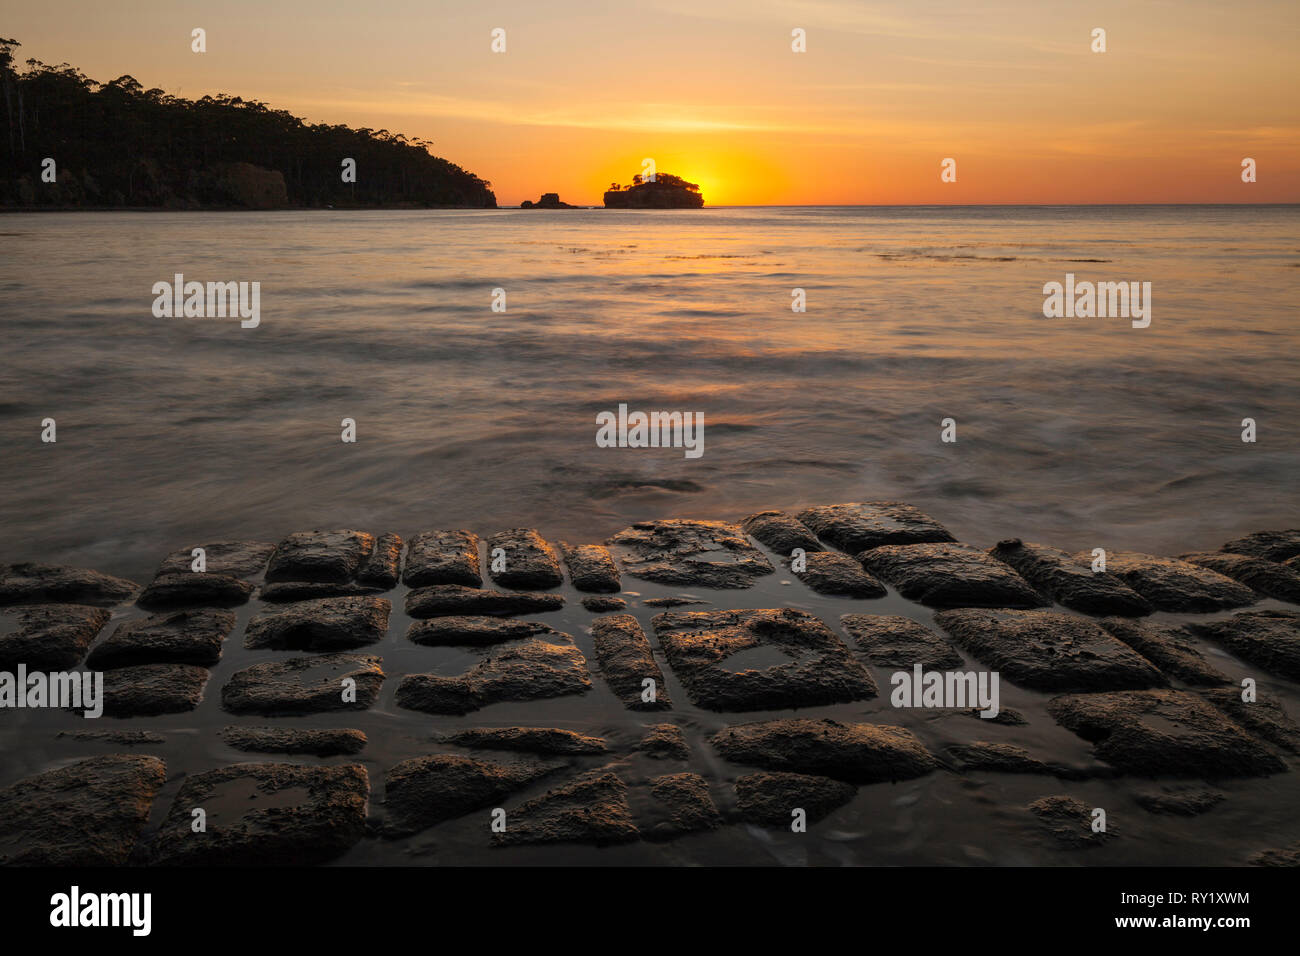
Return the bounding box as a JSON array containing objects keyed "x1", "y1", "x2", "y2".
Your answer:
[
  {"x1": 2, "y1": 205, "x2": 1299, "y2": 867},
  {"x1": 1, "y1": 205, "x2": 1296, "y2": 579}
]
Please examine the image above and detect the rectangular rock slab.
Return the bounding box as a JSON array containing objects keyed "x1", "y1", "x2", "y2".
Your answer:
[
  {"x1": 87, "y1": 608, "x2": 235, "y2": 669},
  {"x1": 1075, "y1": 550, "x2": 1256, "y2": 612},
  {"x1": 839, "y1": 614, "x2": 964, "y2": 669},
  {"x1": 487, "y1": 528, "x2": 563, "y2": 590},
  {"x1": 493, "y1": 771, "x2": 639, "y2": 847},
  {"x1": 607, "y1": 519, "x2": 774, "y2": 589},
  {"x1": 405, "y1": 584, "x2": 563, "y2": 618},
  {"x1": 591, "y1": 613, "x2": 671, "y2": 710},
  {"x1": 735, "y1": 771, "x2": 856, "y2": 826},
  {"x1": 559, "y1": 542, "x2": 621, "y2": 593},
  {"x1": 136, "y1": 572, "x2": 255, "y2": 609},
  {"x1": 102, "y1": 663, "x2": 210, "y2": 717},
  {"x1": 403, "y1": 530, "x2": 482, "y2": 588},
  {"x1": 156, "y1": 540, "x2": 276, "y2": 578},
  {"x1": 643, "y1": 772, "x2": 722, "y2": 841},
  {"x1": 407, "y1": 616, "x2": 549, "y2": 647},
  {"x1": 710, "y1": 717, "x2": 938, "y2": 784},
  {"x1": 1219, "y1": 529, "x2": 1300, "y2": 562},
  {"x1": 794, "y1": 551, "x2": 886, "y2": 598},
  {"x1": 395, "y1": 634, "x2": 591, "y2": 715},
  {"x1": 384, "y1": 753, "x2": 562, "y2": 836},
  {"x1": 0, "y1": 604, "x2": 109, "y2": 670},
  {"x1": 148, "y1": 763, "x2": 369, "y2": 865},
  {"x1": 740, "y1": 510, "x2": 822, "y2": 555},
  {"x1": 795, "y1": 502, "x2": 955, "y2": 554},
  {"x1": 356, "y1": 532, "x2": 403, "y2": 589},
  {"x1": 935, "y1": 608, "x2": 1166, "y2": 692},
  {"x1": 652, "y1": 608, "x2": 876, "y2": 712},
  {"x1": 1181, "y1": 551, "x2": 1300, "y2": 604},
  {"x1": 1185, "y1": 610, "x2": 1300, "y2": 681},
  {"x1": 219, "y1": 726, "x2": 367, "y2": 757},
  {"x1": 1046, "y1": 689, "x2": 1286, "y2": 777},
  {"x1": 0, "y1": 563, "x2": 138, "y2": 607},
  {"x1": 243, "y1": 596, "x2": 390, "y2": 650},
  {"x1": 221, "y1": 653, "x2": 385, "y2": 715},
  {"x1": 1098, "y1": 617, "x2": 1229, "y2": 686},
  {"x1": 266, "y1": 530, "x2": 375, "y2": 584},
  {"x1": 0, "y1": 754, "x2": 166, "y2": 865},
  {"x1": 858, "y1": 542, "x2": 1049, "y2": 609},
  {"x1": 988, "y1": 539, "x2": 1152, "y2": 616}
]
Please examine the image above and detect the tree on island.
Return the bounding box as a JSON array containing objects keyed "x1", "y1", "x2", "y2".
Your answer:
[
  {"x1": 0, "y1": 38, "x2": 496, "y2": 208},
  {"x1": 604, "y1": 171, "x2": 703, "y2": 208}
]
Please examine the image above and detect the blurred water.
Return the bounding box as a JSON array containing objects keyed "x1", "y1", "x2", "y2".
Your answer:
[{"x1": 1, "y1": 205, "x2": 1297, "y2": 580}]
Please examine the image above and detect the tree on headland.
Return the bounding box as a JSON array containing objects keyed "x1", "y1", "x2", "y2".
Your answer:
[{"x1": 0, "y1": 40, "x2": 496, "y2": 208}]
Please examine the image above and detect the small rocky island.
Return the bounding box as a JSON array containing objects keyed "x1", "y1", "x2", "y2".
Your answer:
[
  {"x1": 519, "y1": 192, "x2": 578, "y2": 209},
  {"x1": 604, "y1": 173, "x2": 704, "y2": 208}
]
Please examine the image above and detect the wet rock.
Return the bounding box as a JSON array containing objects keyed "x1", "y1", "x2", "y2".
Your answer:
[
  {"x1": 988, "y1": 539, "x2": 1152, "y2": 616},
  {"x1": 963, "y1": 707, "x2": 1028, "y2": 726},
  {"x1": 220, "y1": 726, "x2": 367, "y2": 757},
  {"x1": 156, "y1": 540, "x2": 276, "y2": 578},
  {"x1": 405, "y1": 584, "x2": 563, "y2": 618},
  {"x1": 1186, "y1": 610, "x2": 1300, "y2": 681},
  {"x1": 934, "y1": 608, "x2": 1165, "y2": 691},
  {"x1": 1133, "y1": 786, "x2": 1225, "y2": 816},
  {"x1": 710, "y1": 717, "x2": 938, "y2": 784},
  {"x1": 637, "y1": 723, "x2": 689, "y2": 759},
  {"x1": 87, "y1": 608, "x2": 235, "y2": 669},
  {"x1": 582, "y1": 595, "x2": 627, "y2": 613},
  {"x1": 1198, "y1": 686, "x2": 1300, "y2": 754},
  {"x1": 0, "y1": 604, "x2": 109, "y2": 670},
  {"x1": 740, "y1": 510, "x2": 822, "y2": 554},
  {"x1": 137, "y1": 572, "x2": 256, "y2": 609},
  {"x1": 860, "y1": 543, "x2": 1048, "y2": 609},
  {"x1": 407, "y1": 615, "x2": 548, "y2": 647},
  {"x1": 644, "y1": 772, "x2": 721, "y2": 840},
  {"x1": 395, "y1": 635, "x2": 591, "y2": 715},
  {"x1": 222, "y1": 653, "x2": 385, "y2": 715},
  {"x1": 384, "y1": 753, "x2": 561, "y2": 836},
  {"x1": 357, "y1": 533, "x2": 403, "y2": 589},
  {"x1": 149, "y1": 762, "x2": 369, "y2": 865},
  {"x1": 243, "y1": 596, "x2": 390, "y2": 650},
  {"x1": 591, "y1": 614, "x2": 671, "y2": 710},
  {"x1": 1046, "y1": 689, "x2": 1286, "y2": 777},
  {"x1": 0, "y1": 754, "x2": 166, "y2": 865},
  {"x1": 58, "y1": 730, "x2": 165, "y2": 745},
  {"x1": 1220, "y1": 529, "x2": 1300, "y2": 563},
  {"x1": 839, "y1": 614, "x2": 964, "y2": 669},
  {"x1": 0, "y1": 562, "x2": 138, "y2": 607},
  {"x1": 1075, "y1": 550, "x2": 1256, "y2": 613},
  {"x1": 487, "y1": 528, "x2": 563, "y2": 590},
  {"x1": 653, "y1": 608, "x2": 876, "y2": 711},
  {"x1": 643, "y1": 597, "x2": 707, "y2": 607},
  {"x1": 1250, "y1": 842, "x2": 1300, "y2": 866},
  {"x1": 440, "y1": 727, "x2": 608, "y2": 755},
  {"x1": 494, "y1": 771, "x2": 639, "y2": 846},
  {"x1": 559, "y1": 542, "x2": 621, "y2": 592},
  {"x1": 1181, "y1": 551, "x2": 1300, "y2": 603},
  {"x1": 1028, "y1": 795, "x2": 1113, "y2": 848},
  {"x1": 793, "y1": 551, "x2": 887, "y2": 598},
  {"x1": 1099, "y1": 617, "x2": 1230, "y2": 686},
  {"x1": 795, "y1": 501, "x2": 954, "y2": 554},
  {"x1": 266, "y1": 529, "x2": 374, "y2": 583},
  {"x1": 403, "y1": 530, "x2": 482, "y2": 588},
  {"x1": 734, "y1": 771, "x2": 855, "y2": 826},
  {"x1": 102, "y1": 664, "x2": 210, "y2": 717},
  {"x1": 608, "y1": 519, "x2": 774, "y2": 589},
  {"x1": 946, "y1": 742, "x2": 1085, "y2": 779}
]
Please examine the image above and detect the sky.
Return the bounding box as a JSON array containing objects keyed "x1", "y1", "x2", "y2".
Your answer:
[{"x1": 6, "y1": 0, "x2": 1299, "y2": 205}]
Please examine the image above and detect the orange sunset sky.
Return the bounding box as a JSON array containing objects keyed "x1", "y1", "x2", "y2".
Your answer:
[{"x1": 7, "y1": 0, "x2": 1299, "y2": 205}]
